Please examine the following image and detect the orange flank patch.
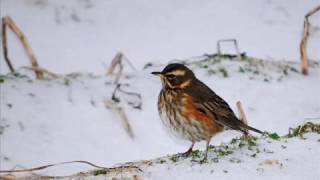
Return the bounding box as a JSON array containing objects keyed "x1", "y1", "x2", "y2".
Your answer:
[{"x1": 182, "y1": 94, "x2": 223, "y2": 133}]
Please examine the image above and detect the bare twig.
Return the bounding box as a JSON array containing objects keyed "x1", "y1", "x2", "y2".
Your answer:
[
  {"x1": 2, "y1": 17, "x2": 15, "y2": 72},
  {"x1": 0, "y1": 160, "x2": 141, "y2": 180},
  {"x1": 104, "y1": 100, "x2": 135, "y2": 139},
  {"x1": 236, "y1": 101, "x2": 249, "y2": 134},
  {"x1": 217, "y1": 39, "x2": 242, "y2": 60},
  {"x1": 112, "y1": 84, "x2": 142, "y2": 109},
  {"x1": 121, "y1": 53, "x2": 136, "y2": 71},
  {"x1": 300, "y1": 5, "x2": 320, "y2": 75},
  {"x1": 2, "y1": 16, "x2": 44, "y2": 79},
  {"x1": 0, "y1": 160, "x2": 109, "y2": 174}
]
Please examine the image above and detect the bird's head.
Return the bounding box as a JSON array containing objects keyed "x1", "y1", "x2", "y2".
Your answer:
[{"x1": 152, "y1": 63, "x2": 195, "y2": 89}]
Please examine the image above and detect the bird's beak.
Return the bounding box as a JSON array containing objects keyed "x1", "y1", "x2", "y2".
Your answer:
[{"x1": 151, "y1": 71, "x2": 161, "y2": 76}]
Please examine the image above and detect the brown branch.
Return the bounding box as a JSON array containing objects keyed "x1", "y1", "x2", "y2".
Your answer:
[
  {"x1": 236, "y1": 101, "x2": 248, "y2": 134},
  {"x1": 104, "y1": 100, "x2": 135, "y2": 139},
  {"x1": 2, "y1": 16, "x2": 44, "y2": 79},
  {"x1": 300, "y1": 5, "x2": 320, "y2": 75}
]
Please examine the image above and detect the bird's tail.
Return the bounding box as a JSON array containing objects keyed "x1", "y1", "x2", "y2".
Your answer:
[{"x1": 240, "y1": 122, "x2": 264, "y2": 134}]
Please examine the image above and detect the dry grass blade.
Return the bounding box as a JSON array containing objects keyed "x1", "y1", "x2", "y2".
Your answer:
[
  {"x1": 107, "y1": 52, "x2": 123, "y2": 84},
  {"x1": 107, "y1": 52, "x2": 123, "y2": 75},
  {"x1": 0, "y1": 175, "x2": 18, "y2": 180},
  {"x1": 300, "y1": 5, "x2": 320, "y2": 75},
  {"x1": 236, "y1": 101, "x2": 249, "y2": 134},
  {"x1": 104, "y1": 100, "x2": 135, "y2": 139},
  {"x1": 2, "y1": 16, "x2": 44, "y2": 79}
]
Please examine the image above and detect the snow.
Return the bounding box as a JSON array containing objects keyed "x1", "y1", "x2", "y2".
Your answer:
[
  {"x1": 0, "y1": 0, "x2": 320, "y2": 179},
  {"x1": 1, "y1": 0, "x2": 320, "y2": 74}
]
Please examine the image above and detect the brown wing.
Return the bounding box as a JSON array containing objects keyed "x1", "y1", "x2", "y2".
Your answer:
[{"x1": 186, "y1": 79, "x2": 251, "y2": 134}]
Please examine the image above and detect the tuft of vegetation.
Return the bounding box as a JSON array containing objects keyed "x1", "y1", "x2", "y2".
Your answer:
[
  {"x1": 169, "y1": 155, "x2": 180, "y2": 163},
  {"x1": 286, "y1": 122, "x2": 320, "y2": 138},
  {"x1": 158, "y1": 159, "x2": 166, "y2": 164},
  {"x1": 218, "y1": 68, "x2": 229, "y2": 77},
  {"x1": 268, "y1": 132, "x2": 281, "y2": 140},
  {"x1": 185, "y1": 53, "x2": 304, "y2": 81},
  {"x1": 93, "y1": 169, "x2": 109, "y2": 176},
  {"x1": 210, "y1": 144, "x2": 234, "y2": 157},
  {"x1": 191, "y1": 150, "x2": 202, "y2": 160}
]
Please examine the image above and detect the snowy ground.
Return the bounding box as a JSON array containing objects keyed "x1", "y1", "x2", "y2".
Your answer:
[
  {"x1": 1, "y1": 0, "x2": 320, "y2": 179},
  {"x1": 1, "y1": 0, "x2": 320, "y2": 74},
  {"x1": 1, "y1": 55, "x2": 320, "y2": 179}
]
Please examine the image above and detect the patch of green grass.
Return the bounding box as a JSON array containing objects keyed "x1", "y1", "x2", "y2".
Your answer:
[
  {"x1": 286, "y1": 122, "x2": 320, "y2": 138},
  {"x1": 93, "y1": 169, "x2": 109, "y2": 176},
  {"x1": 238, "y1": 66, "x2": 245, "y2": 73},
  {"x1": 218, "y1": 68, "x2": 228, "y2": 77},
  {"x1": 158, "y1": 159, "x2": 166, "y2": 164},
  {"x1": 191, "y1": 150, "x2": 202, "y2": 160},
  {"x1": 251, "y1": 153, "x2": 257, "y2": 158},
  {"x1": 169, "y1": 155, "x2": 180, "y2": 162},
  {"x1": 268, "y1": 132, "x2": 281, "y2": 140},
  {"x1": 212, "y1": 145, "x2": 233, "y2": 157}
]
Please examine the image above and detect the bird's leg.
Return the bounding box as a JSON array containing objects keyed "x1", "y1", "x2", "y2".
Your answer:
[
  {"x1": 180, "y1": 141, "x2": 195, "y2": 157},
  {"x1": 201, "y1": 138, "x2": 211, "y2": 163}
]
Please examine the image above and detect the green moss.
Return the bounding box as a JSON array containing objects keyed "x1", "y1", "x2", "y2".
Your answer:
[
  {"x1": 218, "y1": 68, "x2": 228, "y2": 77},
  {"x1": 170, "y1": 155, "x2": 180, "y2": 162},
  {"x1": 286, "y1": 122, "x2": 320, "y2": 138},
  {"x1": 93, "y1": 169, "x2": 109, "y2": 176},
  {"x1": 191, "y1": 150, "x2": 201, "y2": 160},
  {"x1": 238, "y1": 66, "x2": 245, "y2": 73},
  {"x1": 268, "y1": 132, "x2": 281, "y2": 140}
]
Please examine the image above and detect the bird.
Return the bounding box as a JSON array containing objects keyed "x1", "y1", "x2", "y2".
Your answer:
[{"x1": 152, "y1": 63, "x2": 263, "y2": 162}]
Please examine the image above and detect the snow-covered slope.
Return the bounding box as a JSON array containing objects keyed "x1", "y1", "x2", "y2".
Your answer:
[{"x1": 1, "y1": 55, "x2": 320, "y2": 179}]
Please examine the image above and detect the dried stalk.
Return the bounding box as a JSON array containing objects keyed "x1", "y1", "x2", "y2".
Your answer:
[
  {"x1": 217, "y1": 39, "x2": 242, "y2": 60},
  {"x1": 104, "y1": 100, "x2": 135, "y2": 139},
  {"x1": 107, "y1": 52, "x2": 123, "y2": 84},
  {"x1": 107, "y1": 52, "x2": 137, "y2": 84},
  {"x1": 21, "y1": 66, "x2": 63, "y2": 79},
  {"x1": 300, "y1": 5, "x2": 320, "y2": 75},
  {"x1": 2, "y1": 18, "x2": 15, "y2": 72},
  {"x1": 2, "y1": 16, "x2": 44, "y2": 79},
  {"x1": 0, "y1": 175, "x2": 18, "y2": 180},
  {"x1": 107, "y1": 52, "x2": 123, "y2": 75},
  {"x1": 236, "y1": 101, "x2": 248, "y2": 134}
]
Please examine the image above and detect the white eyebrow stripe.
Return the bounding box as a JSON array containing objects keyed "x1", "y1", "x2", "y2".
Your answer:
[{"x1": 165, "y1": 70, "x2": 186, "y2": 76}]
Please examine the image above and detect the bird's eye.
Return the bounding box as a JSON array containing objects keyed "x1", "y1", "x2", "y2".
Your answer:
[{"x1": 166, "y1": 74, "x2": 175, "y2": 79}]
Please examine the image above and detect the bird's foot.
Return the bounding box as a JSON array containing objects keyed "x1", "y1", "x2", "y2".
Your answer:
[
  {"x1": 199, "y1": 157, "x2": 208, "y2": 164},
  {"x1": 179, "y1": 149, "x2": 193, "y2": 158}
]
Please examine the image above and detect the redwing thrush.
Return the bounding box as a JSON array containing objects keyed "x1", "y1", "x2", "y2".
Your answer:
[{"x1": 152, "y1": 63, "x2": 263, "y2": 161}]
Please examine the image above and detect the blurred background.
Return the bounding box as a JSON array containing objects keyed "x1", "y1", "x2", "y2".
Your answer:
[{"x1": 1, "y1": 0, "x2": 319, "y2": 74}]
